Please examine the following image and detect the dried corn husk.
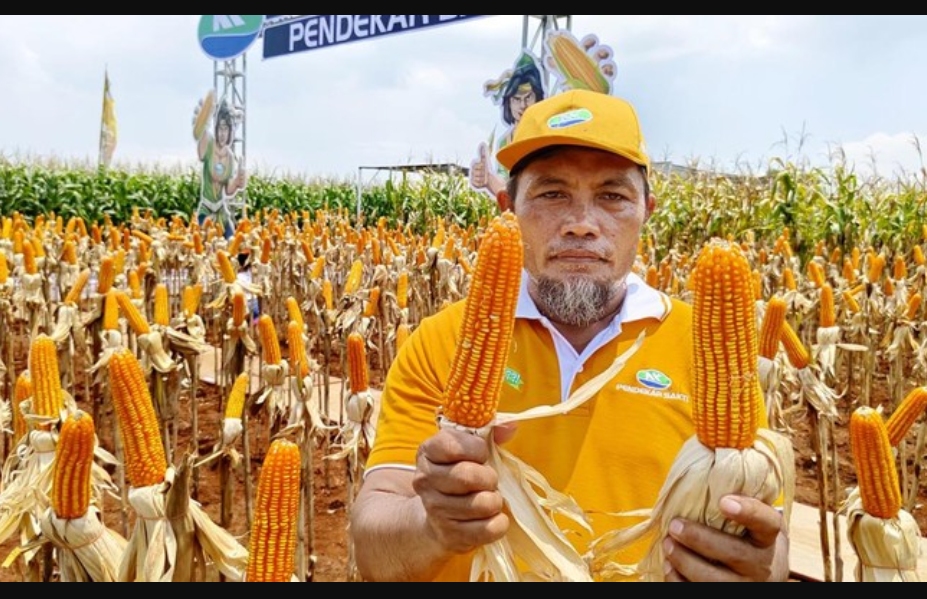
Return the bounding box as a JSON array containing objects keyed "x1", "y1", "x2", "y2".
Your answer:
[{"x1": 845, "y1": 488, "x2": 920, "y2": 582}]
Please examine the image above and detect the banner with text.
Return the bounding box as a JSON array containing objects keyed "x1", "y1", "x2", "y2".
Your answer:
[{"x1": 263, "y1": 15, "x2": 484, "y2": 59}]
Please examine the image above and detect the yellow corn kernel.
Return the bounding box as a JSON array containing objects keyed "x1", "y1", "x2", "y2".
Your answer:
[
  {"x1": 397, "y1": 270, "x2": 409, "y2": 310},
  {"x1": 431, "y1": 223, "x2": 446, "y2": 250},
  {"x1": 310, "y1": 256, "x2": 325, "y2": 280},
  {"x1": 883, "y1": 277, "x2": 895, "y2": 297},
  {"x1": 193, "y1": 231, "x2": 204, "y2": 255},
  {"x1": 128, "y1": 269, "x2": 142, "y2": 300},
  {"x1": 395, "y1": 323, "x2": 410, "y2": 351},
  {"x1": 258, "y1": 315, "x2": 281, "y2": 365},
  {"x1": 0, "y1": 252, "x2": 8, "y2": 284},
  {"x1": 288, "y1": 321, "x2": 310, "y2": 379},
  {"x1": 246, "y1": 439, "x2": 301, "y2": 583},
  {"x1": 843, "y1": 290, "x2": 861, "y2": 314},
  {"x1": 372, "y1": 237, "x2": 382, "y2": 265},
  {"x1": 64, "y1": 269, "x2": 91, "y2": 306},
  {"x1": 109, "y1": 350, "x2": 167, "y2": 488},
  {"x1": 344, "y1": 260, "x2": 363, "y2": 295},
  {"x1": 97, "y1": 256, "x2": 115, "y2": 295},
  {"x1": 386, "y1": 235, "x2": 400, "y2": 259},
  {"x1": 645, "y1": 265, "x2": 659, "y2": 288},
  {"x1": 820, "y1": 284, "x2": 836, "y2": 328},
  {"x1": 13, "y1": 373, "x2": 32, "y2": 443},
  {"x1": 138, "y1": 241, "x2": 150, "y2": 265},
  {"x1": 759, "y1": 297, "x2": 786, "y2": 360},
  {"x1": 91, "y1": 224, "x2": 102, "y2": 245},
  {"x1": 13, "y1": 229, "x2": 24, "y2": 254},
  {"x1": 102, "y1": 289, "x2": 120, "y2": 331},
  {"x1": 443, "y1": 213, "x2": 522, "y2": 429},
  {"x1": 322, "y1": 279, "x2": 333, "y2": 311},
  {"x1": 1, "y1": 217, "x2": 11, "y2": 239},
  {"x1": 830, "y1": 246, "x2": 842, "y2": 265},
  {"x1": 52, "y1": 411, "x2": 95, "y2": 519},
  {"x1": 867, "y1": 254, "x2": 885, "y2": 284},
  {"x1": 154, "y1": 284, "x2": 170, "y2": 327},
  {"x1": 23, "y1": 242, "x2": 37, "y2": 275},
  {"x1": 842, "y1": 258, "x2": 855, "y2": 282},
  {"x1": 225, "y1": 373, "x2": 250, "y2": 420},
  {"x1": 136, "y1": 262, "x2": 148, "y2": 282},
  {"x1": 850, "y1": 407, "x2": 901, "y2": 519},
  {"x1": 886, "y1": 387, "x2": 927, "y2": 447},
  {"x1": 906, "y1": 292, "x2": 922, "y2": 321},
  {"x1": 260, "y1": 235, "x2": 272, "y2": 265},
  {"x1": 691, "y1": 241, "x2": 760, "y2": 450},
  {"x1": 782, "y1": 268, "x2": 797, "y2": 291},
  {"x1": 30, "y1": 335, "x2": 63, "y2": 420},
  {"x1": 852, "y1": 247, "x2": 861, "y2": 271},
  {"x1": 347, "y1": 332, "x2": 369, "y2": 394},
  {"x1": 807, "y1": 261, "x2": 825, "y2": 288},
  {"x1": 232, "y1": 291, "x2": 247, "y2": 328},
  {"x1": 122, "y1": 229, "x2": 131, "y2": 252},
  {"x1": 217, "y1": 250, "x2": 236, "y2": 284},
  {"x1": 228, "y1": 231, "x2": 244, "y2": 257},
  {"x1": 286, "y1": 297, "x2": 304, "y2": 330},
  {"x1": 116, "y1": 291, "x2": 151, "y2": 335},
  {"x1": 31, "y1": 235, "x2": 45, "y2": 259}
]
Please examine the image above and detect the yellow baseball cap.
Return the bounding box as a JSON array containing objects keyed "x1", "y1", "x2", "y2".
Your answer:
[{"x1": 496, "y1": 89, "x2": 650, "y2": 173}]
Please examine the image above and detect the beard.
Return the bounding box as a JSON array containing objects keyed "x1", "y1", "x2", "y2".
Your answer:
[{"x1": 532, "y1": 275, "x2": 625, "y2": 328}]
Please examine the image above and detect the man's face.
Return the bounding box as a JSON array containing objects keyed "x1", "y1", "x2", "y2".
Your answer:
[
  {"x1": 513, "y1": 147, "x2": 654, "y2": 324},
  {"x1": 508, "y1": 88, "x2": 537, "y2": 123},
  {"x1": 217, "y1": 121, "x2": 231, "y2": 146}
]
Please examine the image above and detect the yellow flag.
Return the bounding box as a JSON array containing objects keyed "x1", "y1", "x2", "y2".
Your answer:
[{"x1": 99, "y1": 71, "x2": 118, "y2": 168}]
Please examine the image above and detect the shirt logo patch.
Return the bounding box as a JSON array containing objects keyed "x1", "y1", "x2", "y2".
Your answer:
[
  {"x1": 504, "y1": 367, "x2": 524, "y2": 391},
  {"x1": 636, "y1": 369, "x2": 672, "y2": 390}
]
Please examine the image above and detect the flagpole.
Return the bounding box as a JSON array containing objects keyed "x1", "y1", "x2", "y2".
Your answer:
[{"x1": 98, "y1": 68, "x2": 107, "y2": 169}]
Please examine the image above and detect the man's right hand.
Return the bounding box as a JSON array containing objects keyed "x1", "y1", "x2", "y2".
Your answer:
[{"x1": 412, "y1": 428, "x2": 509, "y2": 554}]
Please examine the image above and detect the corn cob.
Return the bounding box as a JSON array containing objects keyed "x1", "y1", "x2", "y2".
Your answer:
[
  {"x1": 98, "y1": 256, "x2": 115, "y2": 295},
  {"x1": 1, "y1": 217, "x2": 11, "y2": 239},
  {"x1": 347, "y1": 332, "x2": 369, "y2": 394},
  {"x1": 115, "y1": 291, "x2": 151, "y2": 335},
  {"x1": 691, "y1": 242, "x2": 760, "y2": 450},
  {"x1": 344, "y1": 260, "x2": 363, "y2": 295},
  {"x1": 820, "y1": 284, "x2": 836, "y2": 328},
  {"x1": 0, "y1": 252, "x2": 9, "y2": 284},
  {"x1": 886, "y1": 387, "x2": 927, "y2": 447},
  {"x1": 132, "y1": 230, "x2": 154, "y2": 246},
  {"x1": 782, "y1": 268, "x2": 796, "y2": 291},
  {"x1": 396, "y1": 323, "x2": 410, "y2": 352},
  {"x1": 23, "y1": 242, "x2": 37, "y2": 275},
  {"x1": 64, "y1": 269, "x2": 91, "y2": 306},
  {"x1": 13, "y1": 229, "x2": 24, "y2": 254},
  {"x1": 372, "y1": 238, "x2": 382, "y2": 265},
  {"x1": 246, "y1": 439, "x2": 301, "y2": 583},
  {"x1": 31, "y1": 235, "x2": 46, "y2": 259},
  {"x1": 52, "y1": 411, "x2": 95, "y2": 519},
  {"x1": 128, "y1": 270, "x2": 142, "y2": 300},
  {"x1": 322, "y1": 280, "x2": 333, "y2": 311},
  {"x1": 228, "y1": 232, "x2": 243, "y2": 257},
  {"x1": 310, "y1": 256, "x2": 325, "y2": 280},
  {"x1": 30, "y1": 335, "x2": 62, "y2": 419},
  {"x1": 759, "y1": 297, "x2": 787, "y2": 360},
  {"x1": 852, "y1": 247, "x2": 861, "y2": 271},
  {"x1": 61, "y1": 240, "x2": 78, "y2": 265},
  {"x1": 397, "y1": 271, "x2": 409, "y2": 310},
  {"x1": 136, "y1": 262, "x2": 148, "y2": 282},
  {"x1": 883, "y1": 278, "x2": 895, "y2": 297},
  {"x1": 780, "y1": 321, "x2": 810, "y2": 370},
  {"x1": 893, "y1": 255, "x2": 907, "y2": 280},
  {"x1": 217, "y1": 250, "x2": 236, "y2": 284},
  {"x1": 91, "y1": 224, "x2": 102, "y2": 245},
  {"x1": 443, "y1": 213, "x2": 522, "y2": 428},
  {"x1": 807, "y1": 261, "x2": 825, "y2": 288},
  {"x1": 843, "y1": 289, "x2": 861, "y2": 314},
  {"x1": 850, "y1": 407, "x2": 901, "y2": 519},
  {"x1": 12, "y1": 372, "x2": 32, "y2": 443},
  {"x1": 906, "y1": 293, "x2": 922, "y2": 320},
  {"x1": 113, "y1": 249, "x2": 126, "y2": 278},
  {"x1": 645, "y1": 265, "x2": 659, "y2": 288},
  {"x1": 842, "y1": 258, "x2": 855, "y2": 282},
  {"x1": 192, "y1": 231, "x2": 204, "y2": 255},
  {"x1": 184, "y1": 285, "x2": 202, "y2": 319},
  {"x1": 232, "y1": 291, "x2": 247, "y2": 327},
  {"x1": 364, "y1": 287, "x2": 380, "y2": 318},
  {"x1": 102, "y1": 289, "x2": 120, "y2": 331},
  {"x1": 288, "y1": 321, "x2": 310, "y2": 379},
  {"x1": 109, "y1": 349, "x2": 167, "y2": 487},
  {"x1": 258, "y1": 315, "x2": 281, "y2": 365},
  {"x1": 154, "y1": 284, "x2": 170, "y2": 326},
  {"x1": 138, "y1": 241, "x2": 150, "y2": 265},
  {"x1": 914, "y1": 246, "x2": 926, "y2": 267},
  {"x1": 549, "y1": 32, "x2": 609, "y2": 93},
  {"x1": 867, "y1": 254, "x2": 885, "y2": 284},
  {"x1": 225, "y1": 373, "x2": 249, "y2": 420},
  {"x1": 286, "y1": 297, "x2": 304, "y2": 330}
]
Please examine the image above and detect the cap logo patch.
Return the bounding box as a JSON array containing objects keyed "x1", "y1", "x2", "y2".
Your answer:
[{"x1": 547, "y1": 108, "x2": 593, "y2": 129}]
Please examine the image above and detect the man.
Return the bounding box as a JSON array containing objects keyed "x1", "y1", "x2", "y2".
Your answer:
[{"x1": 352, "y1": 90, "x2": 789, "y2": 582}]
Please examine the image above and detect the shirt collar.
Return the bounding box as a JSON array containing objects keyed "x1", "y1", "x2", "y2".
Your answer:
[{"x1": 515, "y1": 270, "x2": 671, "y2": 326}]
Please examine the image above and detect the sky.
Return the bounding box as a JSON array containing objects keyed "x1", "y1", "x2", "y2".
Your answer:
[{"x1": 1, "y1": 15, "x2": 926, "y2": 180}]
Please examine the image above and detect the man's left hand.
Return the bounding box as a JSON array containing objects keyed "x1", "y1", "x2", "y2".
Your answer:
[{"x1": 663, "y1": 495, "x2": 789, "y2": 582}]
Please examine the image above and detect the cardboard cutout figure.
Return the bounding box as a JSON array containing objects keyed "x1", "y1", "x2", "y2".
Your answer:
[
  {"x1": 193, "y1": 91, "x2": 247, "y2": 238},
  {"x1": 469, "y1": 51, "x2": 546, "y2": 202},
  {"x1": 546, "y1": 31, "x2": 616, "y2": 95}
]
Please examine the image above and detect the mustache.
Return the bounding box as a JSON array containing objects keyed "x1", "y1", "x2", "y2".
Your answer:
[{"x1": 546, "y1": 241, "x2": 613, "y2": 260}]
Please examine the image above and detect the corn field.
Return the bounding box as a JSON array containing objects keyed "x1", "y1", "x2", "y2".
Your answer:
[{"x1": 1, "y1": 158, "x2": 927, "y2": 581}]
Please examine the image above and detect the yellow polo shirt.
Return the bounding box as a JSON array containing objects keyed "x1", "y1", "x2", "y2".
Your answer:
[{"x1": 367, "y1": 274, "x2": 740, "y2": 581}]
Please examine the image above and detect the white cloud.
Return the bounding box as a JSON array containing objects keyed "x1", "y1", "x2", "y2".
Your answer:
[{"x1": 833, "y1": 132, "x2": 927, "y2": 178}]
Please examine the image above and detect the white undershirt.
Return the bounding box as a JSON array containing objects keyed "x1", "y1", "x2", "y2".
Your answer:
[{"x1": 515, "y1": 271, "x2": 671, "y2": 402}]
